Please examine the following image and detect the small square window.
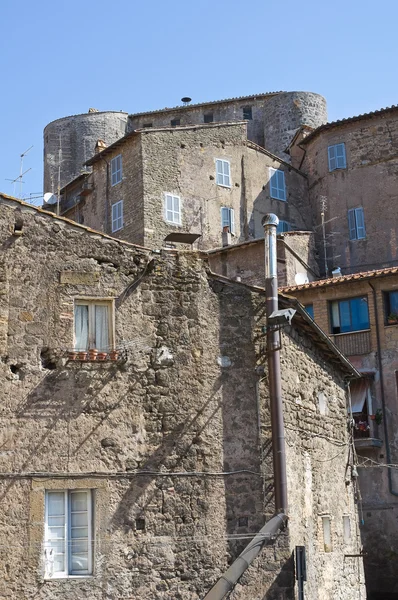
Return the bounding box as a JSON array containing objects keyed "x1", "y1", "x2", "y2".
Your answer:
[
  {"x1": 269, "y1": 168, "x2": 286, "y2": 201},
  {"x1": 221, "y1": 207, "x2": 235, "y2": 234},
  {"x1": 204, "y1": 113, "x2": 213, "y2": 123},
  {"x1": 242, "y1": 106, "x2": 252, "y2": 120},
  {"x1": 111, "y1": 154, "x2": 122, "y2": 186},
  {"x1": 74, "y1": 300, "x2": 113, "y2": 352},
  {"x1": 328, "y1": 143, "x2": 346, "y2": 171},
  {"x1": 112, "y1": 200, "x2": 123, "y2": 232},
  {"x1": 348, "y1": 207, "x2": 365, "y2": 240},
  {"x1": 216, "y1": 159, "x2": 231, "y2": 187},
  {"x1": 384, "y1": 291, "x2": 398, "y2": 325},
  {"x1": 44, "y1": 489, "x2": 93, "y2": 578},
  {"x1": 329, "y1": 296, "x2": 369, "y2": 334},
  {"x1": 171, "y1": 119, "x2": 180, "y2": 127},
  {"x1": 164, "y1": 193, "x2": 181, "y2": 225}
]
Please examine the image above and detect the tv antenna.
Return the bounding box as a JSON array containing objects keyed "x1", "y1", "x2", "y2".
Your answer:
[{"x1": 5, "y1": 145, "x2": 33, "y2": 198}]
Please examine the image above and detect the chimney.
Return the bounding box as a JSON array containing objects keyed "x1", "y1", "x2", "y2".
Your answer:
[
  {"x1": 222, "y1": 226, "x2": 231, "y2": 247},
  {"x1": 332, "y1": 267, "x2": 342, "y2": 278},
  {"x1": 95, "y1": 139, "x2": 107, "y2": 154}
]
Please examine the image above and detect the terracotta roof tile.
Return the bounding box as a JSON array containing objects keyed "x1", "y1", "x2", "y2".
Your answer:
[{"x1": 280, "y1": 266, "x2": 398, "y2": 293}]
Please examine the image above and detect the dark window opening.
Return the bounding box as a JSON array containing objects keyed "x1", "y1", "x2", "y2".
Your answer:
[
  {"x1": 329, "y1": 296, "x2": 370, "y2": 334},
  {"x1": 204, "y1": 113, "x2": 213, "y2": 123},
  {"x1": 243, "y1": 106, "x2": 252, "y2": 120},
  {"x1": 171, "y1": 119, "x2": 180, "y2": 127},
  {"x1": 384, "y1": 290, "x2": 398, "y2": 325},
  {"x1": 143, "y1": 123, "x2": 152, "y2": 128},
  {"x1": 136, "y1": 518, "x2": 145, "y2": 530}
]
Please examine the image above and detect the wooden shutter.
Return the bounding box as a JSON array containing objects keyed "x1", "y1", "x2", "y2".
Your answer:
[
  {"x1": 328, "y1": 146, "x2": 337, "y2": 171},
  {"x1": 336, "y1": 144, "x2": 346, "y2": 168},
  {"x1": 355, "y1": 207, "x2": 366, "y2": 239}
]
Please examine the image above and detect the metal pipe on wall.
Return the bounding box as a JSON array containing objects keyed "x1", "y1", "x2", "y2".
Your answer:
[{"x1": 262, "y1": 213, "x2": 288, "y2": 513}]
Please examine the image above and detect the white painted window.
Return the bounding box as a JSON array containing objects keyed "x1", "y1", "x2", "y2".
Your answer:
[
  {"x1": 269, "y1": 168, "x2": 286, "y2": 201},
  {"x1": 277, "y1": 220, "x2": 290, "y2": 234},
  {"x1": 328, "y1": 143, "x2": 346, "y2": 171},
  {"x1": 164, "y1": 193, "x2": 181, "y2": 225},
  {"x1": 74, "y1": 300, "x2": 113, "y2": 352},
  {"x1": 348, "y1": 207, "x2": 365, "y2": 240},
  {"x1": 216, "y1": 159, "x2": 231, "y2": 187},
  {"x1": 112, "y1": 200, "x2": 123, "y2": 232},
  {"x1": 44, "y1": 490, "x2": 93, "y2": 578},
  {"x1": 111, "y1": 154, "x2": 122, "y2": 186},
  {"x1": 221, "y1": 207, "x2": 235, "y2": 234}
]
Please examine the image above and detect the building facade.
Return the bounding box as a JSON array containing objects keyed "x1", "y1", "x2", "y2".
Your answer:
[{"x1": 0, "y1": 194, "x2": 364, "y2": 599}]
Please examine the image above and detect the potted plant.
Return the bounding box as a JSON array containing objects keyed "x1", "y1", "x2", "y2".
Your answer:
[
  {"x1": 97, "y1": 352, "x2": 108, "y2": 361},
  {"x1": 68, "y1": 350, "x2": 78, "y2": 361},
  {"x1": 375, "y1": 408, "x2": 383, "y2": 425},
  {"x1": 77, "y1": 351, "x2": 88, "y2": 361},
  {"x1": 88, "y1": 348, "x2": 98, "y2": 361},
  {"x1": 109, "y1": 350, "x2": 119, "y2": 361},
  {"x1": 387, "y1": 312, "x2": 398, "y2": 325}
]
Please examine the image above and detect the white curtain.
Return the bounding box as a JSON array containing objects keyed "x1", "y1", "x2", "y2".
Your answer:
[
  {"x1": 74, "y1": 305, "x2": 89, "y2": 350},
  {"x1": 95, "y1": 305, "x2": 109, "y2": 351}
]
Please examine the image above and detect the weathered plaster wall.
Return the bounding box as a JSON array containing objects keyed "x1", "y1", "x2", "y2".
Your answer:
[{"x1": 0, "y1": 199, "x2": 364, "y2": 599}]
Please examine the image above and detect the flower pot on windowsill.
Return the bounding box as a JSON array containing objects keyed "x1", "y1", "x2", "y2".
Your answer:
[
  {"x1": 370, "y1": 414, "x2": 376, "y2": 420},
  {"x1": 88, "y1": 349, "x2": 98, "y2": 361},
  {"x1": 97, "y1": 352, "x2": 108, "y2": 361},
  {"x1": 77, "y1": 351, "x2": 88, "y2": 361},
  {"x1": 109, "y1": 350, "x2": 119, "y2": 361},
  {"x1": 68, "y1": 351, "x2": 78, "y2": 361}
]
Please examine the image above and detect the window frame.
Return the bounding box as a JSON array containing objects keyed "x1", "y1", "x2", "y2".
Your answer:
[
  {"x1": 74, "y1": 299, "x2": 114, "y2": 351},
  {"x1": 164, "y1": 193, "x2": 182, "y2": 225},
  {"x1": 348, "y1": 207, "x2": 366, "y2": 240},
  {"x1": 215, "y1": 159, "x2": 231, "y2": 188},
  {"x1": 170, "y1": 118, "x2": 180, "y2": 127},
  {"x1": 328, "y1": 143, "x2": 346, "y2": 172},
  {"x1": 111, "y1": 200, "x2": 123, "y2": 233},
  {"x1": 204, "y1": 113, "x2": 214, "y2": 123},
  {"x1": 110, "y1": 154, "x2": 122, "y2": 186},
  {"x1": 269, "y1": 168, "x2": 286, "y2": 201},
  {"x1": 44, "y1": 489, "x2": 93, "y2": 579},
  {"x1": 242, "y1": 106, "x2": 252, "y2": 120},
  {"x1": 220, "y1": 207, "x2": 235, "y2": 235},
  {"x1": 384, "y1": 290, "x2": 398, "y2": 325},
  {"x1": 329, "y1": 296, "x2": 370, "y2": 334}
]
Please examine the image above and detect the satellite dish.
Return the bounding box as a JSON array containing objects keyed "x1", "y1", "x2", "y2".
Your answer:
[
  {"x1": 294, "y1": 272, "x2": 309, "y2": 285},
  {"x1": 43, "y1": 192, "x2": 57, "y2": 205},
  {"x1": 181, "y1": 97, "x2": 192, "y2": 105}
]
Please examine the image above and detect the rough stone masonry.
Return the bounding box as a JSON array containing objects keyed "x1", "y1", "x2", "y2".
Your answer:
[{"x1": 0, "y1": 196, "x2": 364, "y2": 599}]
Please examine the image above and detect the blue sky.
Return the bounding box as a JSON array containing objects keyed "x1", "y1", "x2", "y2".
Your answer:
[{"x1": 1, "y1": 0, "x2": 397, "y2": 199}]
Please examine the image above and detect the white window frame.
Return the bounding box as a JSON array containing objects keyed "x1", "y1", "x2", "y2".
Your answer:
[
  {"x1": 112, "y1": 200, "x2": 123, "y2": 232},
  {"x1": 220, "y1": 207, "x2": 235, "y2": 235},
  {"x1": 164, "y1": 193, "x2": 181, "y2": 225},
  {"x1": 44, "y1": 489, "x2": 93, "y2": 579},
  {"x1": 74, "y1": 299, "x2": 114, "y2": 351},
  {"x1": 328, "y1": 143, "x2": 346, "y2": 171},
  {"x1": 216, "y1": 159, "x2": 231, "y2": 188},
  {"x1": 269, "y1": 168, "x2": 286, "y2": 201},
  {"x1": 110, "y1": 154, "x2": 122, "y2": 186},
  {"x1": 348, "y1": 207, "x2": 366, "y2": 240}
]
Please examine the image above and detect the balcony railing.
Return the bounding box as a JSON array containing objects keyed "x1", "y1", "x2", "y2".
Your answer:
[
  {"x1": 331, "y1": 329, "x2": 371, "y2": 356},
  {"x1": 353, "y1": 412, "x2": 370, "y2": 439}
]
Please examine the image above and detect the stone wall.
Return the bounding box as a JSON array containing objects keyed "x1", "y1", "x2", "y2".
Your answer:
[
  {"x1": 298, "y1": 110, "x2": 398, "y2": 275},
  {"x1": 0, "y1": 197, "x2": 364, "y2": 599}
]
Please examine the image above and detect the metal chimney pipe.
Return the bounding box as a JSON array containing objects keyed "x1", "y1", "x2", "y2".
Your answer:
[{"x1": 262, "y1": 214, "x2": 288, "y2": 514}]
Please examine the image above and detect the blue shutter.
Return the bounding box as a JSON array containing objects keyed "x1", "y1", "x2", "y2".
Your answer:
[
  {"x1": 270, "y1": 169, "x2": 278, "y2": 198},
  {"x1": 355, "y1": 207, "x2": 365, "y2": 239},
  {"x1": 348, "y1": 209, "x2": 357, "y2": 240},
  {"x1": 221, "y1": 207, "x2": 230, "y2": 230},
  {"x1": 328, "y1": 146, "x2": 337, "y2": 171},
  {"x1": 336, "y1": 144, "x2": 346, "y2": 169},
  {"x1": 278, "y1": 170, "x2": 286, "y2": 200},
  {"x1": 216, "y1": 160, "x2": 223, "y2": 185}
]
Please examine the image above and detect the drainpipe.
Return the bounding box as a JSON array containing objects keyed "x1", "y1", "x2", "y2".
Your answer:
[
  {"x1": 99, "y1": 155, "x2": 110, "y2": 234},
  {"x1": 263, "y1": 213, "x2": 288, "y2": 513},
  {"x1": 368, "y1": 281, "x2": 398, "y2": 496}
]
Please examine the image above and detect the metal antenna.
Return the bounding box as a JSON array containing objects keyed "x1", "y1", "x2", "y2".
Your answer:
[
  {"x1": 5, "y1": 145, "x2": 33, "y2": 198},
  {"x1": 57, "y1": 135, "x2": 62, "y2": 216},
  {"x1": 320, "y1": 196, "x2": 328, "y2": 278}
]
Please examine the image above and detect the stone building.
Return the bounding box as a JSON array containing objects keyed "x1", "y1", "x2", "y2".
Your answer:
[
  {"x1": 0, "y1": 193, "x2": 364, "y2": 599},
  {"x1": 58, "y1": 122, "x2": 311, "y2": 250},
  {"x1": 281, "y1": 266, "x2": 398, "y2": 600}
]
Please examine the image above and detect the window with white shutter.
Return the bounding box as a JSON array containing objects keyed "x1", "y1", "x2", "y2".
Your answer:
[
  {"x1": 220, "y1": 207, "x2": 235, "y2": 234},
  {"x1": 112, "y1": 200, "x2": 123, "y2": 232},
  {"x1": 44, "y1": 490, "x2": 93, "y2": 578},
  {"x1": 111, "y1": 154, "x2": 122, "y2": 186},
  {"x1": 269, "y1": 168, "x2": 286, "y2": 201},
  {"x1": 164, "y1": 193, "x2": 181, "y2": 225},
  {"x1": 348, "y1": 207, "x2": 366, "y2": 240},
  {"x1": 216, "y1": 159, "x2": 231, "y2": 187},
  {"x1": 328, "y1": 143, "x2": 346, "y2": 171}
]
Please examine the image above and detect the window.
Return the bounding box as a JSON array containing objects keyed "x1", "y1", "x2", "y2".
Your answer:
[
  {"x1": 110, "y1": 154, "x2": 122, "y2": 186},
  {"x1": 171, "y1": 118, "x2": 180, "y2": 127},
  {"x1": 216, "y1": 159, "x2": 231, "y2": 187},
  {"x1": 328, "y1": 143, "x2": 346, "y2": 171},
  {"x1": 277, "y1": 220, "x2": 290, "y2": 234},
  {"x1": 329, "y1": 296, "x2": 369, "y2": 334},
  {"x1": 384, "y1": 290, "x2": 398, "y2": 324},
  {"x1": 322, "y1": 516, "x2": 332, "y2": 552},
  {"x1": 143, "y1": 123, "x2": 152, "y2": 128},
  {"x1": 242, "y1": 106, "x2": 252, "y2": 120},
  {"x1": 204, "y1": 113, "x2": 213, "y2": 123},
  {"x1": 164, "y1": 193, "x2": 181, "y2": 225},
  {"x1": 74, "y1": 300, "x2": 113, "y2": 352},
  {"x1": 348, "y1": 207, "x2": 366, "y2": 240},
  {"x1": 269, "y1": 168, "x2": 286, "y2": 201},
  {"x1": 44, "y1": 490, "x2": 93, "y2": 578},
  {"x1": 221, "y1": 207, "x2": 235, "y2": 234},
  {"x1": 304, "y1": 304, "x2": 314, "y2": 319},
  {"x1": 112, "y1": 200, "x2": 123, "y2": 232}
]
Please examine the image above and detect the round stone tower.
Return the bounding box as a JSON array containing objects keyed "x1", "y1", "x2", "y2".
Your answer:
[
  {"x1": 43, "y1": 109, "x2": 128, "y2": 193},
  {"x1": 263, "y1": 91, "x2": 327, "y2": 159}
]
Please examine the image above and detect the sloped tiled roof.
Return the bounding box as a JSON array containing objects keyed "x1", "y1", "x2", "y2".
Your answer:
[{"x1": 280, "y1": 266, "x2": 398, "y2": 293}]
